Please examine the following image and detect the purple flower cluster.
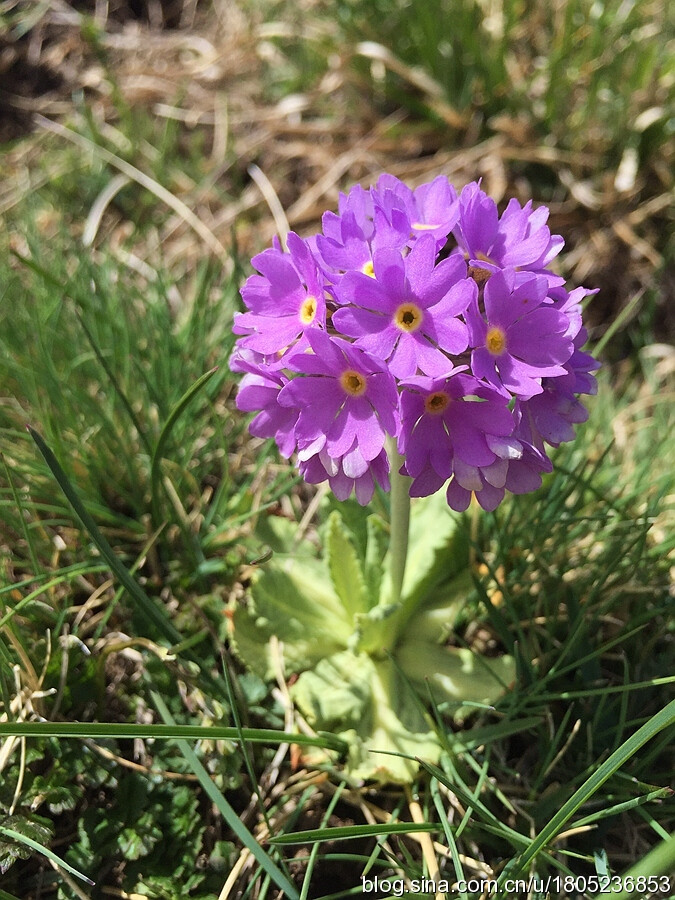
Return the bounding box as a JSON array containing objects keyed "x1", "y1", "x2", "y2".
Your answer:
[{"x1": 231, "y1": 176, "x2": 599, "y2": 511}]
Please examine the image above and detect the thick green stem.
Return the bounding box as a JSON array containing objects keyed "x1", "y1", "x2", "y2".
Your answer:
[{"x1": 387, "y1": 440, "x2": 411, "y2": 607}]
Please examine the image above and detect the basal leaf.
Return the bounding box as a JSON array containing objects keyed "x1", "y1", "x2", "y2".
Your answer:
[
  {"x1": 291, "y1": 650, "x2": 441, "y2": 783},
  {"x1": 231, "y1": 492, "x2": 512, "y2": 784},
  {"x1": 325, "y1": 510, "x2": 368, "y2": 617},
  {"x1": 403, "y1": 569, "x2": 475, "y2": 644},
  {"x1": 364, "y1": 513, "x2": 388, "y2": 605},
  {"x1": 253, "y1": 513, "x2": 314, "y2": 558},
  {"x1": 396, "y1": 640, "x2": 516, "y2": 721},
  {"x1": 350, "y1": 603, "x2": 400, "y2": 655},
  {"x1": 229, "y1": 557, "x2": 352, "y2": 679}
]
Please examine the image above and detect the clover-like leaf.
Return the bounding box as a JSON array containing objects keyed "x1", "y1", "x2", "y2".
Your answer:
[
  {"x1": 0, "y1": 812, "x2": 54, "y2": 874},
  {"x1": 119, "y1": 819, "x2": 162, "y2": 861},
  {"x1": 291, "y1": 650, "x2": 441, "y2": 783}
]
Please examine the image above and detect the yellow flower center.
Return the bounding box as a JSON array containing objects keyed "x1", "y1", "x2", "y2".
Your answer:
[
  {"x1": 362, "y1": 260, "x2": 375, "y2": 277},
  {"x1": 486, "y1": 326, "x2": 507, "y2": 355},
  {"x1": 424, "y1": 391, "x2": 450, "y2": 415},
  {"x1": 340, "y1": 369, "x2": 367, "y2": 396},
  {"x1": 299, "y1": 296, "x2": 317, "y2": 325},
  {"x1": 394, "y1": 302, "x2": 423, "y2": 333}
]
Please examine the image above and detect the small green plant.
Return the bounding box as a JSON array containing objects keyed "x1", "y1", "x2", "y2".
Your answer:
[
  {"x1": 227, "y1": 172, "x2": 602, "y2": 783},
  {"x1": 231, "y1": 492, "x2": 514, "y2": 782}
]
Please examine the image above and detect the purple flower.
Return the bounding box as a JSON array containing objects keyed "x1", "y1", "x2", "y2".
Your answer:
[
  {"x1": 453, "y1": 182, "x2": 564, "y2": 282},
  {"x1": 446, "y1": 465, "x2": 505, "y2": 512},
  {"x1": 231, "y1": 349, "x2": 298, "y2": 458},
  {"x1": 549, "y1": 284, "x2": 599, "y2": 341},
  {"x1": 466, "y1": 268, "x2": 574, "y2": 399},
  {"x1": 324, "y1": 184, "x2": 375, "y2": 245},
  {"x1": 521, "y1": 328, "x2": 601, "y2": 446},
  {"x1": 278, "y1": 330, "x2": 399, "y2": 462},
  {"x1": 566, "y1": 333, "x2": 601, "y2": 397},
  {"x1": 398, "y1": 372, "x2": 515, "y2": 497},
  {"x1": 231, "y1": 174, "x2": 598, "y2": 513},
  {"x1": 299, "y1": 444, "x2": 390, "y2": 505},
  {"x1": 373, "y1": 174, "x2": 459, "y2": 250},
  {"x1": 315, "y1": 183, "x2": 409, "y2": 279},
  {"x1": 233, "y1": 232, "x2": 326, "y2": 358},
  {"x1": 333, "y1": 234, "x2": 474, "y2": 378},
  {"x1": 445, "y1": 429, "x2": 553, "y2": 512}
]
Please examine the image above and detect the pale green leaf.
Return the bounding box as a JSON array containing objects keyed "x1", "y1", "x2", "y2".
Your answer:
[
  {"x1": 254, "y1": 513, "x2": 315, "y2": 558},
  {"x1": 396, "y1": 640, "x2": 516, "y2": 721},
  {"x1": 403, "y1": 568, "x2": 475, "y2": 644},
  {"x1": 291, "y1": 651, "x2": 441, "y2": 783},
  {"x1": 325, "y1": 510, "x2": 368, "y2": 618},
  {"x1": 349, "y1": 603, "x2": 400, "y2": 655},
  {"x1": 229, "y1": 557, "x2": 352, "y2": 679},
  {"x1": 364, "y1": 513, "x2": 388, "y2": 605},
  {"x1": 404, "y1": 491, "x2": 468, "y2": 593}
]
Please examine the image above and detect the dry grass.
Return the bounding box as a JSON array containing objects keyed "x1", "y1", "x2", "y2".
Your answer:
[{"x1": 1, "y1": 0, "x2": 672, "y2": 353}]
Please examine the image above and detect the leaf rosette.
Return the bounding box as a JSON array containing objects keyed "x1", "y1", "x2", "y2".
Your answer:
[{"x1": 229, "y1": 493, "x2": 515, "y2": 783}]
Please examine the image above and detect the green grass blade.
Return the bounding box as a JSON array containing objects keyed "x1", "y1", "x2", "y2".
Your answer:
[
  {"x1": 417, "y1": 758, "x2": 530, "y2": 850},
  {"x1": 150, "y1": 690, "x2": 300, "y2": 900},
  {"x1": 73, "y1": 307, "x2": 153, "y2": 459},
  {"x1": 9, "y1": 249, "x2": 63, "y2": 291},
  {"x1": 28, "y1": 426, "x2": 184, "y2": 646},
  {"x1": 35, "y1": 115, "x2": 227, "y2": 256},
  {"x1": 219, "y1": 653, "x2": 274, "y2": 832},
  {"x1": 10, "y1": 249, "x2": 152, "y2": 455},
  {"x1": 269, "y1": 822, "x2": 437, "y2": 845},
  {"x1": 0, "y1": 564, "x2": 109, "y2": 598},
  {"x1": 634, "y1": 803, "x2": 670, "y2": 842},
  {"x1": 447, "y1": 716, "x2": 543, "y2": 752},
  {"x1": 591, "y1": 288, "x2": 645, "y2": 358},
  {"x1": 1, "y1": 452, "x2": 42, "y2": 576},
  {"x1": 0, "y1": 573, "x2": 104, "y2": 629},
  {"x1": 150, "y1": 366, "x2": 219, "y2": 520},
  {"x1": 430, "y1": 777, "x2": 467, "y2": 900},
  {"x1": 591, "y1": 831, "x2": 675, "y2": 900},
  {"x1": 0, "y1": 721, "x2": 348, "y2": 753},
  {"x1": 0, "y1": 825, "x2": 94, "y2": 886},
  {"x1": 0, "y1": 644, "x2": 13, "y2": 714},
  {"x1": 300, "y1": 783, "x2": 346, "y2": 900},
  {"x1": 534, "y1": 677, "x2": 675, "y2": 701},
  {"x1": 502, "y1": 697, "x2": 675, "y2": 881},
  {"x1": 573, "y1": 787, "x2": 673, "y2": 828}
]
